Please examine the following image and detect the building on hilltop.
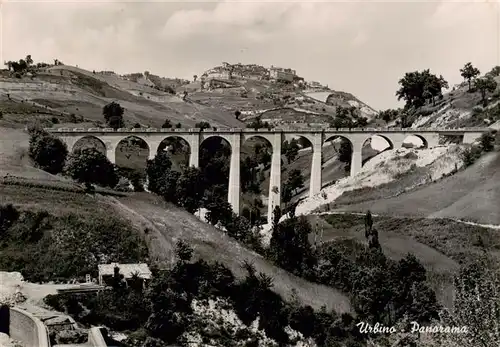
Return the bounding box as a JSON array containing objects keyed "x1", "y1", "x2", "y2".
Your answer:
[
  {"x1": 308, "y1": 81, "x2": 323, "y2": 89},
  {"x1": 269, "y1": 65, "x2": 296, "y2": 82},
  {"x1": 98, "y1": 263, "x2": 152, "y2": 288}
]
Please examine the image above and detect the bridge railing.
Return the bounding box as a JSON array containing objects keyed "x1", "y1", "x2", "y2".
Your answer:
[{"x1": 43, "y1": 127, "x2": 491, "y2": 133}]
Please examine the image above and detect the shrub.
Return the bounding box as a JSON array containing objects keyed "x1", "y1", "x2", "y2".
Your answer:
[
  {"x1": 472, "y1": 106, "x2": 484, "y2": 116},
  {"x1": 480, "y1": 131, "x2": 496, "y2": 152},
  {"x1": 461, "y1": 145, "x2": 482, "y2": 167}
]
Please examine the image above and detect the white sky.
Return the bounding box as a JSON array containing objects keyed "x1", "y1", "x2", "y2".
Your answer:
[{"x1": 1, "y1": 0, "x2": 499, "y2": 110}]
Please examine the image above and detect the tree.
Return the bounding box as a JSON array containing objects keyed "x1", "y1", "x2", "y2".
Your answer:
[
  {"x1": 479, "y1": 131, "x2": 496, "y2": 152},
  {"x1": 176, "y1": 167, "x2": 205, "y2": 213},
  {"x1": 175, "y1": 122, "x2": 182, "y2": 128},
  {"x1": 475, "y1": 76, "x2": 498, "y2": 107},
  {"x1": 460, "y1": 62, "x2": 480, "y2": 91},
  {"x1": 234, "y1": 110, "x2": 241, "y2": 120},
  {"x1": 108, "y1": 115, "x2": 125, "y2": 130},
  {"x1": 162, "y1": 119, "x2": 172, "y2": 128},
  {"x1": 0, "y1": 204, "x2": 19, "y2": 235},
  {"x1": 25, "y1": 55, "x2": 33, "y2": 67},
  {"x1": 364, "y1": 210, "x2": 373, "y2": 239},
  {"x1": 338, "y1": 139, "x2": 352, "y2": 164},
  {"x1": 396, "y1": 70, "x2": 447, "y2": 108},
  {"x1": 175, "y1": 240, "x2": 193, "y2": 262},
  {"x1": 102, "y1": 102, "x2": 125, "y2": 130},
  {"x1": 4, "y1": 61, "x2": 13, "y2": 71},
  {"x1": 133, "y1": 123, "x2": 141, "y2": 128},
  {"x1": 28, "y1": 128, "x2": 68, "y2": 174},
  {"x1": 441, "y1": 259, "x2": 500, "y2": 347},
  {"x1": 194, "y1": 121, "x2": 210, "y2": 130},
  {"x1": 109, "y1": 266, "x2": 126, "y2": 291},
  {"x1": 285, "y1": 169, "x2": 304, "y2": 195},
  {"x1": 271, "y1": 206, "x2": 282, "y2": 233},
  {"x1": 283, "y1": 139, "x2": 299, "y2": 164},
  {"x1": 356, "y1": 117, "x2": 368, "y2": 127},
  {"x1": 204, "y1": 194, "x2": 233, "y2": 227},
  {"x1": 64, "y1": 147, "x2": 118, "y2": 191},
  {"x1": 269, "y1": 216, "x2": 316, "y2": 275},
  {"x1": 146, "y1": 151, "x2": 173, "y2": 195},
  {"x1": 193, "y1": 75, "x2": 198, "y2": 82}
]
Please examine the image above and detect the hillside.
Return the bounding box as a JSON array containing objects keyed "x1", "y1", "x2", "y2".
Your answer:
[
  {"x1": 404, "y1": 69, "x2": 500, "y2": 129},
  {"x1": 0, "y1": 65, "x2": 244, "y2": 129},
  {"x1": 0, "y1": 61, "x2": 379, "y2": 131}
]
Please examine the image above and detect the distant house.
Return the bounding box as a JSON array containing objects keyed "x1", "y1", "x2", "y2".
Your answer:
[
  {"x1": 98, "y1": 263, "x2": 152, "y2": 287},
  {"x1": 308, "y1": 81, "x2": 323, "y2": 89}
]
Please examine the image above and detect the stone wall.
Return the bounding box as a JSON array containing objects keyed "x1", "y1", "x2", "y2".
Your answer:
[{"x1": 0, "y1": 306, "x2": 50, "y2": 347}]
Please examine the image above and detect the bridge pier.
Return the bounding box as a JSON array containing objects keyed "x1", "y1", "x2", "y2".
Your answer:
[
  {"x1": 188, "y1": 134, "x2": 200, "y2": 168},
  {"x1": 228, "y1": 133, "x2": 241, "y2": 214},
  {"x1": 268, "y1": 132, "x2": 282, "y2": 224},
  {"x1": 309, "y1": 133, "x2": 323, "y2": 197}
]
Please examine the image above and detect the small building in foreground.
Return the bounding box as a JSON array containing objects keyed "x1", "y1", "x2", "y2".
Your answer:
[{"x1": 98, "y1": 263, "x2": 152, "y2": 287}]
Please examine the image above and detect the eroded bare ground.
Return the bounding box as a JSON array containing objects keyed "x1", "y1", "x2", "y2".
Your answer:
[
  {"x1": 104, "y1": 192, "x2": 353, "y2": 314},
  {"x1": 332, "y1": 151, "x2": 500, "y2": 225}
]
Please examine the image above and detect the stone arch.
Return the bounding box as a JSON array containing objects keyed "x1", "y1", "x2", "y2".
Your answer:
[
  {"x1": 240, "y1": 134, "x2": 276, "y2": 224},
  {"x1": 360, "y1": 135, "x2": 394, "y2": 167},
  {"x1": 242, "y1": 133, "x2": 275, "y2": 152},
  {"x1": 200, "y1": 134, "x2": 233, "y2": 150},
  {"x1": 281, "y1": 134, "x2": 314, "y2": 202},
  {"x1": 199, "y1": 134, "x2": 232, "y2": 188},
  {"x1": 402, "y1": 134, "x2": 427, "y2": 149},
  {"x1": 322, "y1": 134, "x2": 353, "y2": 186},
  {"x1": 72, "y1": 135, "x2": 106, "y2": 154},
  {"x1": 115, "y1": 135, "x2": 150, "y2": 171},
  {"x1": 156, "y1": 136, "x2": 191, "y2": 171}
]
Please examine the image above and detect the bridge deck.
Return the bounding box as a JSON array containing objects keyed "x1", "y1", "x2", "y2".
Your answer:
[{"x1": 44, "y1": 127, "x2": 490, "y2": 134}]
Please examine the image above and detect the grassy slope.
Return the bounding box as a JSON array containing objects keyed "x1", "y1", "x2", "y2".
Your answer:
[
  {"x1": 332, "y1": 150, "x2": 500, "y2": 225},
  {"x1": 107, "y1": 193, "x2": 352, "y2": 313}
]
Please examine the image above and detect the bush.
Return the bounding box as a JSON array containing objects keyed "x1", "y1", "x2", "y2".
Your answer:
[
  {"x1": 461, "y1": 145, "x2": 482, "y2": 167},
  {"x1": 472, "y1": 106, "x2": 484, "y2": 116},
  {"x1": 480, "y1": 131, "x2": 496, "y2": 152}
]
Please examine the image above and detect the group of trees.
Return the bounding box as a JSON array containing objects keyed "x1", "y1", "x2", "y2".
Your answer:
[
  {"x1": 460, "y1": 62, "x2": 498, "y2": 106},
  {"x1": 28, "y1": 126, "x2": 118, "y2": 192},
  {"x1": 266, "y1": 210, "x2": 440, "y2": 336},
  {"x1": 0, "y1": 203, "x2": 147, "y2": 283},
  {"x1": 329, "y1": 106, "x2": 368, "y2": 129},
  {"x1": 4, "y1": 55, "x2": 62, "y2": 77},
  {"x1": 396, "y1": 69, "x2": 448, "y2": 109},
  {"x1": 43, "y1": 240, "x2": 366, "y2": 346},
  {"x1": 395, "y1": 62, "x2": 499, "y2": 114},
  {"x1": 4, "y1": 55, "x2": 34, "y2": 74},
  {"x1": 161, "y1": 119, "x2": 182, "y2": 129}
]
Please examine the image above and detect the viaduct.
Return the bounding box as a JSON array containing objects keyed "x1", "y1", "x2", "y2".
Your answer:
[{"x1": 46, "y1": 127, "x2": 488, "y2": 223}]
